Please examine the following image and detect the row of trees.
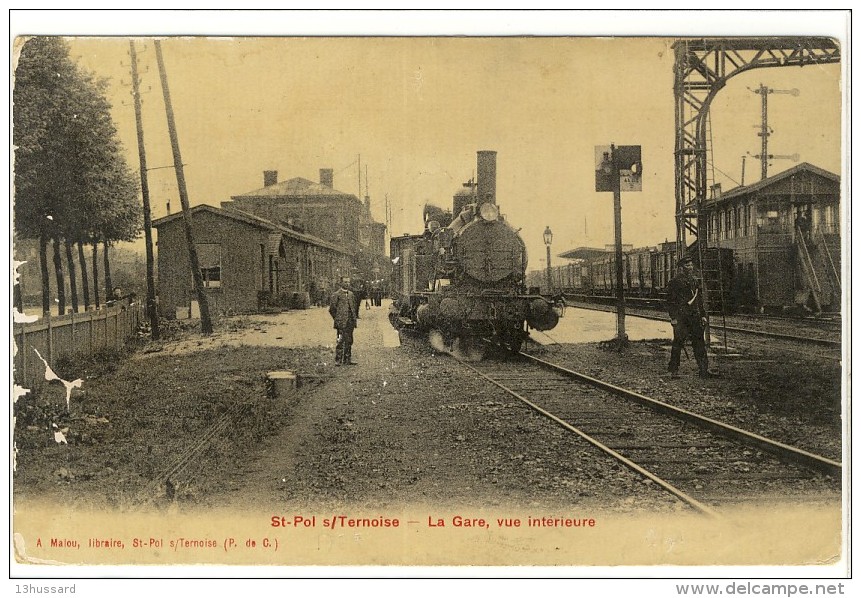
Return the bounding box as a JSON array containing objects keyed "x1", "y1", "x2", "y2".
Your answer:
[{"x1": 13, "y1": 36, "x2": 143, "y2": 316}]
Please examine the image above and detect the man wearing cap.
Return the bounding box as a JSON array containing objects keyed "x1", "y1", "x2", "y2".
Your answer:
[
  {"x1": 329, "y1": 277, "x2": 359, "y2": 365},
  {"x1": 666, "y1": 256, "x2": 712, "y2": 379}
]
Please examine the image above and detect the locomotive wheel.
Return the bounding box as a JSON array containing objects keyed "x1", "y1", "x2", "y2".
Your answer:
[
  {"x1": 506, "y1": 337, "x2": 523, "y2": 353},
  {"x1": 453, "y1": 335, "x2": 486, "y2": 361}
]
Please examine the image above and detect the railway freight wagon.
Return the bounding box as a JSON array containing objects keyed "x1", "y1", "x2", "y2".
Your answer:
[
  {"x1": 389, "y1": 150, "x2": 559, "y2": 351},
  {"x1": 589, "y1": 253, "x2": 631, "y2": 295},
  {"x1": 582, "y1": 243, "x2": 735, "y2": 312},
  {"x1": 651, "y1": 241, "x2": 679, "y2": 291},
  {"x1": 627, "y1": 247, "x2": 655, "y2": 296},
  {"x1": 529, "y1": 240, "x2": 735, "y2": 313},
  {"x1": 528, "y1": 262, "x2": 585, "y2": 295}
]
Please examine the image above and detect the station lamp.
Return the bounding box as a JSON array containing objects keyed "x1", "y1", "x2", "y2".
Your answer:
[{"x1": 544, "y1": 226, "x2": 553, "y2": 293}]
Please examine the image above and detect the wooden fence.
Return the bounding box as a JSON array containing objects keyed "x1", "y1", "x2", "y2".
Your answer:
[{"x1": 13, "y1": 299, "x2": 145, "y2": 390}]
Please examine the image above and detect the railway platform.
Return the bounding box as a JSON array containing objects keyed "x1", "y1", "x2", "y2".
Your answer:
[
  {"x1": 252, "y1": 303, "x2": 676, "y2": 350},
  {"x1": 158, "y1": 301, "x2": 401, "y2": 358},
  {"x1": 530, "y1": 307, "x2": 672, "y2": 345}
]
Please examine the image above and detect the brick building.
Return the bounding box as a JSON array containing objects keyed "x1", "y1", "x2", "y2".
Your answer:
[
  {"x1": 152, "y1": 205, "x2": 349, "y2": 317},
  {"x1": 225, "y1": 168, "x2": 387, "y2": 258}
]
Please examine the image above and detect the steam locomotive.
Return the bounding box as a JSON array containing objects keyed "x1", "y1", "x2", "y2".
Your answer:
[{"x1": 388, "y1": 150, "x2": 558, "y2": 352}]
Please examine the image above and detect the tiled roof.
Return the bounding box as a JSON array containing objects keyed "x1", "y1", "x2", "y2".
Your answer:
[
  {"x1": 152, "y1": 204, "x2": 347, "y2": 254},
  {"x1": 708, "y1": 162, "x2": 839, "y2": 205},
  {"x1": 233, "y1": 176, "x2": 359, "y2": 200}
]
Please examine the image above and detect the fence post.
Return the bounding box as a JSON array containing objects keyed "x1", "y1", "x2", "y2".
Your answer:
[
  {"x1": 46, "y1": 312, "x2": 53, "y2": 364},
  {"x1": 89, "y1": 309, "x2": 94, "y2": 354},
  {"x1": 70, "y1": 310, "x2": 75, "y2": 348},
  {"x1": 19, "y1": 325, "x2": 27, "y2": 385}
]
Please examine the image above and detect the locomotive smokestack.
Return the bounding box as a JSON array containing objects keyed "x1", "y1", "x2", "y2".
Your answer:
[
  {"x1": 263, "y1": 170, "x2": 278, "y2": 187},
  {"x1": 476, "y1": 150, "x2": 497, "y2": 205},
  {"x1": 320, "y1": 168, "x2": 334, "y2": 188}
]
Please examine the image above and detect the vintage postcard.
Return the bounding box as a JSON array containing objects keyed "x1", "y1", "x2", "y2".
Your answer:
[{"x1": 8, "y1": 9, "x2": 849, "y2": 586}]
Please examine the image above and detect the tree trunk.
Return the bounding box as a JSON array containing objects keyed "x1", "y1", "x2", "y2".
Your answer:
[
  {"x1": 130, "y1": 40, "x2": 161, "y2": 341},
  {"x1": 78, "y1": 241, "x2": 91, "y2": 310},
  {"x1": 13, "y1": 273, "x2": 23, "y2": 312},
  {"x1": 64, "y1": 238, "x2": 79, "y2": 313},
  {"x1": 40, "y1": 230, "x2": 51, "y2": 315},
  {"x1": 92, "y1": 241, "x2": 100, "y2": 308},
  {"x1": 52, "y1": 234, "x2": 66, "y2": 316},
  {"x1": 103, "y1": 240, "x2": 113, "y2": 296}
]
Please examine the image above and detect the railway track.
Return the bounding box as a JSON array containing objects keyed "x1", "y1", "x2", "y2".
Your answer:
[
  {"x1": 131, "y1": 377, "x2": 326, "y2": 507},
  {"x1": 567, "y1": 301, "x2": 842, "y2": 349},
  {"x1": 132, "y1": 401, "x2": 254, "y2": 507},
  {"x1": 569, "y1": 295, "x2": 843, "y2": 327},
  {"x1": 456, "y1": 351, "x2": 841, "y2": 516}
]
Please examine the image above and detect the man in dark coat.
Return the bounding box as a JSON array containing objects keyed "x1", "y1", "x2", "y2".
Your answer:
[
  {"x1": 329, "y1": 277, "x2": 359, "y2": 365},
  {"x1": 666, "y1": 256, "x2": 712, "y2": 378}
]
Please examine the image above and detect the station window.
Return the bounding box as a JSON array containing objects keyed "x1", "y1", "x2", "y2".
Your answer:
[{"x1": 196, "y1": 243, "x2": 222, "y2": 288}]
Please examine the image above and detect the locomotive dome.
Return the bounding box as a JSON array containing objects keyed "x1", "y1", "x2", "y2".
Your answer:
[{"x1": 452, "y1": 184, "x2": 477, "y2": 216}]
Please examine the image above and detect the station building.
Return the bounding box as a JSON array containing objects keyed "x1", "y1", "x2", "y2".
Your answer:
[
  {"x1": 700, "y1": 162, "x2": 841, "y2": 311},
  {"x1": 153, "y1": 167, "x2": 389, "y2": 317},
  {"x1": 153, "y1": 205, "x2": 349, "y2": 317},
  {"x1": 224, "y1": 168, "x2": 389, "y2": 297},
  {"x1": 225, "y1": 168, "x2": 386, "y2": 263}
]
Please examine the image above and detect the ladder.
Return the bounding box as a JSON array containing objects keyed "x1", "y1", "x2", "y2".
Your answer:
[
  {"x1": 796, "y1": 231, "x2": 823, "y2": 313},
  {"x1": 818, "y1": 227, "x2": 841, "y2": 295}
]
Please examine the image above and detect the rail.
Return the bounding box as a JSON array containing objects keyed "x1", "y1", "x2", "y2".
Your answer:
[{"x1": 519, "y1": 352, "x2": 842, "y2": 478}]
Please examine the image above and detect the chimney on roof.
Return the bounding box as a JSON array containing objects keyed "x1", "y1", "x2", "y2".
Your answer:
[
  {"x1": 264, "y1": 170, "x2": 278, "y2": 187},
  {"x1": 320, "y1": 168, "x2": 334, "y2": 188}
]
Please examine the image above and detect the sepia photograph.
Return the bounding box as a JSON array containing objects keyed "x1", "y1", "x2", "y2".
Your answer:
[{"x1": 7, "y1": 9, "x2": 850, "y2": 586}]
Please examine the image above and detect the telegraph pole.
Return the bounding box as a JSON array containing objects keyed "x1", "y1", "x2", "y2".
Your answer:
[
  {"x1": 129, "y1": 40, "x2": 160, "y2": 340},
  {"x1": 751, "y1": 83, "x2": 800, "y2": 180},
  {"x1": 154, "y1": 40, "x2": 213, "y2": 334}
]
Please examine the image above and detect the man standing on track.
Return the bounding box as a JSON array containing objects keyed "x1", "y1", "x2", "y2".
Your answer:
[
  {"x1": 666, "y1": 256, "x2": 713, "y2": 379},
  {"x1": 329, "y1": 276, "x2": 359, "y2": 366}
]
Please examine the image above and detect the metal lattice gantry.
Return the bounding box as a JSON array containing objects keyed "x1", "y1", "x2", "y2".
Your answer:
[{"x1": 673, "y1": 37, "x2": 841, "y2": 253}]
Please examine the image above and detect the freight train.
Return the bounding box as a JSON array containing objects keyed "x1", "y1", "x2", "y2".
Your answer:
[
  {"x1": 388, "y1": 150, "x2": 559, "y2": 352},
  {"x1": 527, "y1": 242, "x2": 735, "y2": 312},
  {"x1": 527, "y1": 163, "x2": 841, "y2": 315}
]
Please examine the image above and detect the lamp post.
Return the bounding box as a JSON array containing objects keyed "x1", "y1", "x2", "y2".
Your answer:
[{"x1": 543, "y1": 226, "x2": 553, "y2": 295}]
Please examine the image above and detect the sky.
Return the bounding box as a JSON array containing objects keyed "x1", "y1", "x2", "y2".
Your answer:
[{"x1": 9, "y1": 10, "x2": 847, "y2": 273}]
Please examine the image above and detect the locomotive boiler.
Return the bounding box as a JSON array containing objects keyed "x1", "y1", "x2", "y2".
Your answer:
[{"x1": 389, "y1": 150, "x2": 558, "y2": 352}]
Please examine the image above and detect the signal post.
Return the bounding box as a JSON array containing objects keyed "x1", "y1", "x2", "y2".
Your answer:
[{"x1": 595, "y1": 144, "x2": 642, "y2": 349}]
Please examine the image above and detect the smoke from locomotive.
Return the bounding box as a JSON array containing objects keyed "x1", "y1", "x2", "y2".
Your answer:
[{"x1": 389, "y1": 150, "x2": 558, "y2": 351}]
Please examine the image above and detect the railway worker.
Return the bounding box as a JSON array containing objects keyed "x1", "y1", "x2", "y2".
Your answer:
[
  {"x1": 666, "y1": 256, "x2": 713, "y2": 379},
  {"x1": 795, "y1": 210, "x2": 812, "y2": 242},
  {"x1": 329, "y1": 277, "x2": 359, "y2": 366}
]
